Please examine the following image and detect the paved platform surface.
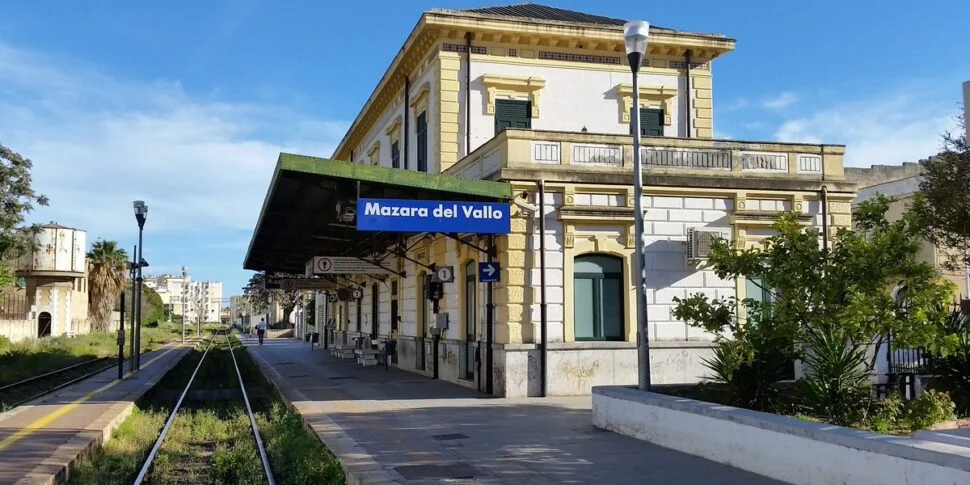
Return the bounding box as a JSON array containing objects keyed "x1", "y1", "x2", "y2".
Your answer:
[
  {"x1": 247, "y1": 338, "x2": 782, "y2": 485},
  {"x1": 0, "y1": 343, "x2": 191, "y2": 484}
]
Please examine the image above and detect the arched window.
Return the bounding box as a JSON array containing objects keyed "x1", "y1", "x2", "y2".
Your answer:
[{"x1": 574, "y1": 254, "x2": 623, "y2": 341}]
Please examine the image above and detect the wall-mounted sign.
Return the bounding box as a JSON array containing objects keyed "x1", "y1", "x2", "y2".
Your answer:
[
  {"x1": 311, "y1": 256, "x2": 389, "y2": 275},
  {"x1": 432, "y1": 265, "x2": 454, "y2": 283},
  {"x1": 356, "y1": 198, "x2": 511, "y2": 234},
  {"x1": 479, "y1": 262, "x2": 500, "y2": 283},
  {"x1": 280, "y1": 278, "x2": 336, "y2": 291}
]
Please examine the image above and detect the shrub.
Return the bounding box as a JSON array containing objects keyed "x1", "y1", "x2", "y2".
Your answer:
[
  {"x1": 698, "y1": 308, "x2": 793, "y2": 412},
  {"x1": 868, "y1": 394, "x2": 904, "y2": 433},
  {"x1": 904, "y1": 389, "x2": 956, "y2": 430},
  {"x1": 934, "y1": 311, "x2": 970, "y2": 415},
  {"x1": 0, "y1": 335, "x2": 10, "y2": 356},
  {"x1": 799, "y1": 326, "x2": 872, "y2": 426}
]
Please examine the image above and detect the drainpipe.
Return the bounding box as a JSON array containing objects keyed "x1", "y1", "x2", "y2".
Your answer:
[
  {"x1": 538, "y1": 180, "x2": 548, "y2": 397},
  {"x1": 432, "y1": 293, "x2": 440, "y2": 380},
  {"x1": 465, "y1": 32, "x2": 472, "y2": 156},
  {"x1": 685, "y1": 49, "x2": 692, "y2": 138},
  {"x1": 821, "y1": 185, "x2": 829, "y2": 253},
  {"x1": 486, "y1": 235, "x2": 494, "y2": 395},
  {"x1": 820, "y1": 144, "x2": 828, "y2": 252},
  {"x1": 404, "y1": 76, "x2": 411, "y2": 170}
]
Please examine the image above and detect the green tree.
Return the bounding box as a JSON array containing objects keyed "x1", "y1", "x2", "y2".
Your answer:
[
  {"x1": 910, "y1": 108, "x2": 969, "y2": 273},
  {"x1": 675, "y1": 196, "x2": 955, "y2": 367},
  {"x1": 673, "y1": 197, "x2": 956, "y2": 421},
  {"x1": 120, "y1": 284, "x2": 166, "y2": 326},
  {"x1": 0, "y1": 144, "x2": 49, "y2": 287},
  {"x1": 242, "y1": 272, "x2": 305, "y2": 326},
  {"x1": 87, "y1": 240, "x2": 128, "y2": 332}
]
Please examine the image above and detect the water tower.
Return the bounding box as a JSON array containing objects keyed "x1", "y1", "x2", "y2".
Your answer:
[{"x1": 12, "y1": 223, "x2": 88, "y2": 338}]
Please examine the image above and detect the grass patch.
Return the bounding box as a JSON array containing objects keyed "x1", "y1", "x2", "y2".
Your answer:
[{"x1": 69, "y1": 332, "x2": 344, "y2": 485}]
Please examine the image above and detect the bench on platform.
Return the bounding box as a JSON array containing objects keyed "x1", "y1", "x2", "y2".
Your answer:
[{"x1": 355, "y1": 348, "x2": 379, "y2": 367}]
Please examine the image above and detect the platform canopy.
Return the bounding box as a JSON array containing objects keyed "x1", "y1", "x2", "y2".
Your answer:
[{"x1": 244, "y1": 153, "x2": 513, "y2": 275}]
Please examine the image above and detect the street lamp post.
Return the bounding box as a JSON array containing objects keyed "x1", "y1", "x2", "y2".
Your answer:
[
  {"x1": 181, "y1": 266, "x2": 187, "y2": 343},
  {"x1": 624, "y1": 20, "x2": 652, "y2": 391},
  {"x1": 133, "y1": 200, "x2": 148, "y2": 371}
]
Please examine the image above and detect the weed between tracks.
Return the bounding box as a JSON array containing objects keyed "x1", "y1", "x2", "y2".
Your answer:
[{"x1": 68, "y1": 332, "x2": 344, "y2": 485}]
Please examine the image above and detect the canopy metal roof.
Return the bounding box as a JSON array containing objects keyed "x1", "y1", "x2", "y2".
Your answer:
[{"x1": 244, "y1": 153, "x2": 513, "y2": 274}]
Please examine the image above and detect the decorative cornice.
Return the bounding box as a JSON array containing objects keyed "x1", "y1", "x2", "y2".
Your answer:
[
  {"x1": 384, "y1": 115, "x2": 403, "y2": 138},
  {"x1": 615, "y1": 83, "x2": 677, "y2": 124},
  {"x1": 481, "y1": 74, "x2": 546, "y2": 118},
  {"x1": 410, "y1": 82, "x2": 431, "y2": 111}
]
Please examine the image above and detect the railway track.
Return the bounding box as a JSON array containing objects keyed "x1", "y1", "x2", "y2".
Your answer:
[
  {"x1": 133, "y1": 330, "x2": 275, "y2": 485},
  {"x1": 0, "y1": 357, "x2": 116, "y2": 411}
]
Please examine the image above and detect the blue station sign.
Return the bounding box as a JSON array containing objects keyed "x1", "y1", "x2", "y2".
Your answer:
[{"x1": 356, "y1": 198, "x2": 511, "y2": 234}]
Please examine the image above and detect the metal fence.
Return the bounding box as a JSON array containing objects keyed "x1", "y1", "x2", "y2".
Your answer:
[{"x1": 0, "y1": 293, "x2": 29, "y2": 320}]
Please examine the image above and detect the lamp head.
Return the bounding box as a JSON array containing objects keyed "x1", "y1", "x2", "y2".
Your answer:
[
  {"x1": 623, "y1": 21, "x2": 650, "y2": 56},
  {"x1": 624, "y1": 21, "x2": 650, "y2": 73},
  {"x1": 133, "y1": 200, "x2": 148, "y2": 226}
]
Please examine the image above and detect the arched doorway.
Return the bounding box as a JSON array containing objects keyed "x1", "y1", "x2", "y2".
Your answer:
[{"x1": 38, "y1": 312, "x2": 52, "y2": 338}]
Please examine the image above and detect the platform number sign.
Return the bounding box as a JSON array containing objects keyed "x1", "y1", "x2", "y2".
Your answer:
[{"x1": 432, "y1": 265, "x2": 454, "y2": 283}]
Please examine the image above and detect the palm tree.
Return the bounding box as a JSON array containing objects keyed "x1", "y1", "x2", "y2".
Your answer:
[{"x1": 87, "y1": 240, "x2": 128, "y2": 332}]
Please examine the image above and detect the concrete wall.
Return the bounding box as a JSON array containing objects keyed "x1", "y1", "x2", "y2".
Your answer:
[
  {"x1": 846, "y1": 162, "x2": 923, "y2": 187},
  {"x1": 593, "y1": 386, "x2": 970, "y2": 485}
]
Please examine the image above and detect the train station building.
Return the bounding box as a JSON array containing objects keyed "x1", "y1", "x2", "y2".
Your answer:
[{"x1": 244, "y1": 4, "x2": 857, "y2": 397}]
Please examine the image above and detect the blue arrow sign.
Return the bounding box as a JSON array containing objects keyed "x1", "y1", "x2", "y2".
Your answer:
[
  {"x1": 356, "y1": 198, "x2": 511, "y2": 234},
  {"x1": 479, "y1": 262, "x2": 500, "y2": 283}
]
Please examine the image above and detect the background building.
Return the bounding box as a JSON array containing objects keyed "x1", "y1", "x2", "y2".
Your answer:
[
  {"x1": 145, "y1": 274, "x2": 223, "y2": 324},
  {"x1": 1, "y1": 224, "x2": 89, "y2": 341}
]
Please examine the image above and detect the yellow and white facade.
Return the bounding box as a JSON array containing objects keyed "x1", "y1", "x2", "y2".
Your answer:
[{"x1": 295, "y1": 4, "x2": 858, "y2": 396}]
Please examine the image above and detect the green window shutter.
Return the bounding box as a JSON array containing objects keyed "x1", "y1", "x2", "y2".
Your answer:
[
  {"x1": 416, "y1": 112, "x2": 428, "y2": 172},
  {"x1": 391, "y1": 141, "x2": 400, "y2": 169},
  {"x1": 494, "y1": 99, "x2": 531, "y2": 135},
  {"x1": 630, "y1": 107, "x2": 664, "y2": 136}
]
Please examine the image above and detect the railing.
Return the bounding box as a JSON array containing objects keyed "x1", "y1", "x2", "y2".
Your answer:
[
  {"x1": 0, "y1": 293, "x2": 29, "y2": 320},
  {"x1": 445, "y1": 129, "x2": 845, "y2": 181}
]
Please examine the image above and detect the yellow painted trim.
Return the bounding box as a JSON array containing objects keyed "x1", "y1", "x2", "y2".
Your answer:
[
  {"x1": 472, "y1": 53, "x2": 690, "y2": 75},
  {"x1": 410, "y1": 82, "x2": 431, "y2": 111},
  {"x1": 0, "y1": 344, "x2": 183, "y2": 452},
  {"x1": 563, "y1": 232, "x2": 635, "y2": 343},
  {"x1": 616, "y1": 83, "x2": 677, "y2": 125},
  {"x1": 384, "y1": 115, "x2": 403, "y2": 138},
  {"x1": 481, "y1": 74, "x2": 546, "y2": 118},
  {"x1": 367, "y1": 140, "x2": 381, "y2": 164}
]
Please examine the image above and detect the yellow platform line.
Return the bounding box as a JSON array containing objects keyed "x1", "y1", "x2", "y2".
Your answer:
[{"x1": 0, "y1": 343, "x2": 183, "y2": 452}]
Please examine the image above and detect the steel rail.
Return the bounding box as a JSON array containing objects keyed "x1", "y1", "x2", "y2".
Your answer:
[
  {"x1": 133, "y1": 332, "x2": 219, "y2": 485},
  {"x1": 2, "y1": 359, "x2": 118, "y2": 410},
  {"x1": 0, "y1": 357, "x2": 112, "y2": 392},
  {"x1": 227, "y1": 332, "x2": 276, "y2": 485}
]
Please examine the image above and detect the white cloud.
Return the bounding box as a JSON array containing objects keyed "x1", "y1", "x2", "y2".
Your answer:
[
  {"x1": 0, "y1": 42, "x2": 347, "y2": 241},
  {"x1": 774, "y1": 86, "x2": 960, "y2": 167},
  {"x1": 763, "y1": 91, "x2": 798, "y2": 109},
  {"x1": 721, "y1": 97, "x2": 749, "y2": 111}
]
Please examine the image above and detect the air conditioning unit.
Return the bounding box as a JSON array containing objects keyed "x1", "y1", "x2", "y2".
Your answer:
[{"x1": 686, "y1": 228, "x2": 728, "y2": 261}]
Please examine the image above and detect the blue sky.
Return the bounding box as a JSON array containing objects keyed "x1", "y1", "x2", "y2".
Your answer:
[{"x1": 0, "y1": 1, "x2": 967, "y2": 296}]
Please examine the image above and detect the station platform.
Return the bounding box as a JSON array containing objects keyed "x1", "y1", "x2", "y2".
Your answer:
[
  {"x1": 246, "y1": 337, "x2": 781, "y2": 485},
  {"x1": 0, "y1": 343, "x2": 191, "y2": 484}
]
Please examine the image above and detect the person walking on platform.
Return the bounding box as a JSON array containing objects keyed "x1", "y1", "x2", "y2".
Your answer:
[{"x1": 256, "y1": 318, "x2": 267, "y2": 346}]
